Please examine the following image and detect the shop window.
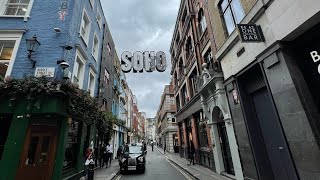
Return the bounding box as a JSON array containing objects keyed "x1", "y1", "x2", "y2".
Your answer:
[
  {"x1": 0, "y1": 115, "x2": 12, "y2": 160},
  {"x1": 63, "y1": 121, "x2": 81, "y2": 172},
  {"x1": 197, "y1": 111, "x2": 209, "y2": 147},
  {"x1": 220, "y1": 0, "x2": 245, "y2": 35}
]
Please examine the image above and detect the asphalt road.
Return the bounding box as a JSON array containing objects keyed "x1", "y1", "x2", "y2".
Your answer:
[{"x1": 114, "y1": 146, "x2": 192, "y2": 180}]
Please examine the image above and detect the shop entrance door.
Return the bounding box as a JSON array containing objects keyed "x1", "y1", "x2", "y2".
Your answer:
[
  {"x1": 217, "y1": 122, "x2": 234, "y2": 175},
  {"x1": 16, "y1": 126, "x2": 58, "y2": 180}
]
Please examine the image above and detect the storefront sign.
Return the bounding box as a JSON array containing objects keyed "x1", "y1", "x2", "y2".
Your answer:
[
  {"x1": 310, "y1": 51, "x2": 320, "y2": 74},
  {"x1": 121, "y1": 51, "x2": 166, "y2": 73},
  {"x1": 237, "y1": 24, "x2": 265, "y2": 42},
  {"x1": 35, "y1": 67, "x2": 55, "y2": 77}
]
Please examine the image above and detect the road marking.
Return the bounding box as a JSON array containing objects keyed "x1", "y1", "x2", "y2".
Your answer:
[
  {"x1": 115, "y1": 174, "x2": 122, "y2": 180},
  {"x1": 166, "y1": 158, "x2": 193, "y2": 180}
]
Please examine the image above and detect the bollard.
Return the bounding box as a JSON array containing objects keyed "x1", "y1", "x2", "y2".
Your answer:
[{"x1": 87, "y1": 162, "x2": 95, "y2": 180}]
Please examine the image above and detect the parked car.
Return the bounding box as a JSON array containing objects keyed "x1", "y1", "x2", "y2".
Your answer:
[{"x1": 119, "y1": 143, "x2": 147, "y2": 173}]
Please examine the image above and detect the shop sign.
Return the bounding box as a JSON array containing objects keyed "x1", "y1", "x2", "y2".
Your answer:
[
  {"x1": 310, "y1": 50, "x2": 320, "y2": 74},
  {"x1": 35, "y1": 67, "x2": 55, "y2": 77},
  {"x1": 237, "y1": 24, "x2": 265, "y2": 43},
  {"x1": 121, "y1": 51, "x2": 166, "y2": 73}
]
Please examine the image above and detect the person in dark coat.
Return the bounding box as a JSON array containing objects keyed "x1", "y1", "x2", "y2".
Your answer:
[
  {"x1": 164, "y1": 143, "x2": 166, "y2": 154},
  {"x1": 189, "y1": 141, "x2": 195, "y2": 165}
]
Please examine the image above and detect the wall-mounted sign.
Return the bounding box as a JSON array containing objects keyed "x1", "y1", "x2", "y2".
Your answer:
[
  {"x1": 35, "y1": 67, "x2": 55, "y2": 77},
  {"x1": 121, "y1": 51, "x2": 166, "y2": 73},
  {"x1": 310, "y1": 51, "x2": 320, "y2": 74},
  {"x1": 237, "y1": 24, "x2": 265, "y2": 43}
]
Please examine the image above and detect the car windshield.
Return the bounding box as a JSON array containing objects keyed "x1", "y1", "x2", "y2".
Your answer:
[{"x1": 124, "y1": 146, "x2": 143, "y2": 154}]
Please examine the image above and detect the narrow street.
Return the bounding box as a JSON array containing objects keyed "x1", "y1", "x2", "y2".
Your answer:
[{"x1": 115, "y1": 147, "x2": 192, "y2": 180}]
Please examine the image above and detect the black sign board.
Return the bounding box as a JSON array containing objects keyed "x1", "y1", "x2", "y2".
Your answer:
[{"x1": 237, "y1": 24, "x2": 265, "y2": 43}]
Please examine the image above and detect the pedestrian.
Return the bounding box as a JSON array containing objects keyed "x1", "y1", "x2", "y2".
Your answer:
[
  {"x1": 151, "y1": 140, "x2": 154, "y2": 151},
  {"x1": 84, "y1": 147, "x2": 93, "y2": 178},
  {"x1": 189, "y1": 141, "x2": 195, "y2": 165},
  {"x1": 106, "y1": 143, "x2": 113, "y2": 167},
  {"x1": 117, "y1": 144, "x2": 123, "y2": 159},
  {"x1": 99, "y1": 144, "x2": 106, "y2": 168},
  {"x1": 164, "y1": 143, "x2": 166, "y2": 154}
]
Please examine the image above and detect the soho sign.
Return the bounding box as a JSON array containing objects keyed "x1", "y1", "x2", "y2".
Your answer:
[
  {"x1": 310, "y1": 51, "x2": 320, "y2": 74},
  {"x1": 121, "y1": 51, "x2": 166, "y2": 73}
]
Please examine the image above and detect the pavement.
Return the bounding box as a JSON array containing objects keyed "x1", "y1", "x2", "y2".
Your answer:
[
  {"x1": 156, "y1": 146, "x2": 231, "y2": 180},
  {"x1": 93, "y1": 160, "x2": 120, "y2": 180}
]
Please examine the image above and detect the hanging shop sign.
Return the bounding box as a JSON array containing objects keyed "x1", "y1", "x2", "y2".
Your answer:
[
  {"x1": 35, "y1": 67, "x2": 55, "y2": 77},
  {"x1": 310, "y1": 50, "x2": 320, "y2": 74},
  {"x1": 237, "y1": 24, "x2": 265, "y2": 43},
  {"x1": 121, "y1": 51, "x2": 166, "y2": 73}
]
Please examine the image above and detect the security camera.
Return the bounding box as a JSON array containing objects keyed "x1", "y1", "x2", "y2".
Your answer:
[
  {"x1": 60, "y1": 62, "x2": 70, "y2": 69},
  {"x1": 54, "y1": 28, "x2": 61, "y2": 33}
]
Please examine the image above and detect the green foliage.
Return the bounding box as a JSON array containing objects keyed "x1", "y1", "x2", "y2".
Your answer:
[{"x1": 0, "y1": 77, "x2": 106, "y2": 126}]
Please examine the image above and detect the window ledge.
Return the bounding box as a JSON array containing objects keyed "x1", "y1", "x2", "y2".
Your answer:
[{"x1": 0, "y1": 15, "x2": 30, "y2": 21}]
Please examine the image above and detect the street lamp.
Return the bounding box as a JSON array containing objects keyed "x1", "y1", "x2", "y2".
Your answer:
[{"x1": 26, "y1": 35, "x2": 41, "y2": 68}]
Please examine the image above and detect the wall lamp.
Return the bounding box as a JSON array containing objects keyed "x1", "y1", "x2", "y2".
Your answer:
[{"x1": 26, "y1": 35, "x2": 41, "y2": 68}]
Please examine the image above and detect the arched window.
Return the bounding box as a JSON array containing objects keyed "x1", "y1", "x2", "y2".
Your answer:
[
  {"x1": 198, "y1": 9, "x2": 207, "y2": 34},
  {"x1": 185, "y1": 37, "x2": 193, "y2": 59},
  {"x1": 178, "y1": 58, "x2": 184, "y2": 76}
]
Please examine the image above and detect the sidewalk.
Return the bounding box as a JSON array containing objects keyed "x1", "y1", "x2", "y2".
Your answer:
[
  {"x1": 93, "y1": 160, "x2": 120, "y2": 180},
  {"x1": 156, "y1": 146, "x2": 231, "y2": 180}
]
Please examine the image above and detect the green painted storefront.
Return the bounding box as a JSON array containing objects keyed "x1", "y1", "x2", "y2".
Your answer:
[{"x1": 0, "y1": 96, "x2": 96, "y2": 180}]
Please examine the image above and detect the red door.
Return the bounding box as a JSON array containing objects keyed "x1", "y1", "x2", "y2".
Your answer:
[{"x1": 16, "y1": 126, "x2": 58, "y2": 180}]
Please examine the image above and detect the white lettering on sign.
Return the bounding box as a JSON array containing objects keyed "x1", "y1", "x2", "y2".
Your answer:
[
  {"x1": 241, "y1": 26, "x2": 259, "y2": 41},
  {"x1": 35, "y1": 67, "x2": 55, "y2": 77},
  {"x1": 310, "y1": 51, "x2": 320, "y2": 74}
]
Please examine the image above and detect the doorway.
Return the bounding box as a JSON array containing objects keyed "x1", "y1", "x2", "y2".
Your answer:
[
  {"x1": 16, "y1": 125, "x2": 58, "y2": 180},
  {"x1": 238, "y1": 65, "x2": 298, "y2": 180}
]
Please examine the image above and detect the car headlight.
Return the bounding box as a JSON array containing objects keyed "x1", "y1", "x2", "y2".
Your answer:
[
  {"x1": 138, "y1": 157, "x2": 144, "y2": 162},
  {"x1": 121, "y1": 158, "x2": 126, "y2": 163}
]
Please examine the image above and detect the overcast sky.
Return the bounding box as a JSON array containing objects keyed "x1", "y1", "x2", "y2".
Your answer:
[{"x1": 101, "y1": 0, "x2": 180, "y2": 118}]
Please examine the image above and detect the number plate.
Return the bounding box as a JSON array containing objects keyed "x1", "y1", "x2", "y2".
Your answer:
[{"x1": 128, "y1": 166, "x2": 136, "y2": 170}]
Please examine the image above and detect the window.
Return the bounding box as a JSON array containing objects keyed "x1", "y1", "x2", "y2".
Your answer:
[
  {"x1": 63, "y1": 121, "x2": 80, "y2": 172},
  {"x1": 178, "y1": 58, "x2": 184, "y2": 77},
  {"x1": 3, "y1": 0, "x2": 31, "y2": 16},
  {"x1": 203, "y1": 48, "x2": 214, "y2": 70},
  {"x1": 101, "y1": 98, "x2": 107, "y2": 111},
  {"x1": 185, "y1": 37, "x2": 193, "y2": 59},
  {"x1": 72, "y1": 51, "x2": 85, "y2": 89},
  {"x1": 0, "y1": 115, "x2": 12, "y2": 160},
  {"x1": 172, "y1": 118, "x2": 176, "y2": 123},
  {"x1": 89, "y1": 0, "x2": 94, "y2": 8},
  {"x1": 92, "y1": 34, "x2": 99, "y2": 60},
  {"x1": 107, "y1": 43, "x2": 111, "y2": 55},
  {"x1": 0, "y1": 34, "x2": 22, "y2": 79},
  {"x1": 198, "y1": 9, "x2": 207, "y2": 34},
  {"x1": 197, "y1": 111, "x2": 209, "y2": 147},
  {"x1": 104, "y1": 68, "x2": 110, "y2": 84},
  {"x1": 220, "y1": 0, "x2": 245, "y2": 35},
  {"x1": 80, "y1": 9, "x2": 91, "y2": 45},
  {"x1": 88, "y1": 69, "x2": 96, "y2": 97},
  {"x1": 96, "y1": 10, "x2": 102, "y2": 29}
]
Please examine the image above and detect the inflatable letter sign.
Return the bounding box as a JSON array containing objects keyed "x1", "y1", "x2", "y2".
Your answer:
[{"x1": 121, "y1": 51, "x2": 166, "y2": 73}]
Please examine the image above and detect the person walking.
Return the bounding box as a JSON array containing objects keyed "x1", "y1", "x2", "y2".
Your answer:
[
  {"x1": 99, "y1": 145, "x2": 105, "y2": 168},
  {"x1": 164, "y1": 143, "x2": 166, "y2": 154},
  {"x1": 151, "y1": 140, "x2": 154, "y2": 151},
  {"x1": 106, "y1": 143, "x2": 113, "y2": 167},
  {"x1": 189, "y1": 141, "x2": 195, "y2": 165}
]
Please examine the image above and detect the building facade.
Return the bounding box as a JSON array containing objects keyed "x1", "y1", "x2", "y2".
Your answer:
[
  {"x1": 207, "y1": 0, "x2": 320, "y2": 179},
  {"x1": 156, "y1": 84, "x2": 178, "y2": 153},
  {"x1": 0, "y1": 0, "x2": 106, "y2": 179}
]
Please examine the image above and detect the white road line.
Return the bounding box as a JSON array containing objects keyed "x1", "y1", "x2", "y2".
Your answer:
[
  {"x1": 166, "y1": 158, "x2": 193, "y2": 180},
  {"x1": 115, "y1": 174, "x2": 122, "y2": 180}
]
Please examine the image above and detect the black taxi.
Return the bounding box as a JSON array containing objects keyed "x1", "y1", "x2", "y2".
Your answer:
[{"x1": 119, "y1": 143, "x2": 147, "y2": 173}]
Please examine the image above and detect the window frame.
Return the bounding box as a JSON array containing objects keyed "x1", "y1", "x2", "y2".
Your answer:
[
  {"x1": 79, "y1": 8, "x2": 91, "y2": 46},
  {"x1": 0, "y1": 0, "x2": 34, "y2": 18},
  {"x1": 0, "y1": 32, "x2": 23, "y2": 78},
  {"x1": 220, "y1": 0, "x2": 245, "y2": 36},
  {"x1": 198, "y1": 9, "x2": 207, "y2": 35},
  {"x1": 92, "y1": 33, "x2": 99, "y2": 61},
  {"x1": 72, "y1": 50, "x2": 86, "y2": 89},
  {"x1": 104, "y1": 68, "x2": 109, "y2": 85},
  {"x1": 89, "y1": 0, "x2": 94, "y2": 8},
  {"x1": 88, "y1": 68, "x2": 96, "y2": 97},
  {"x1": 96, "y1": 9, "x2": 102, "y2": 30}
]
